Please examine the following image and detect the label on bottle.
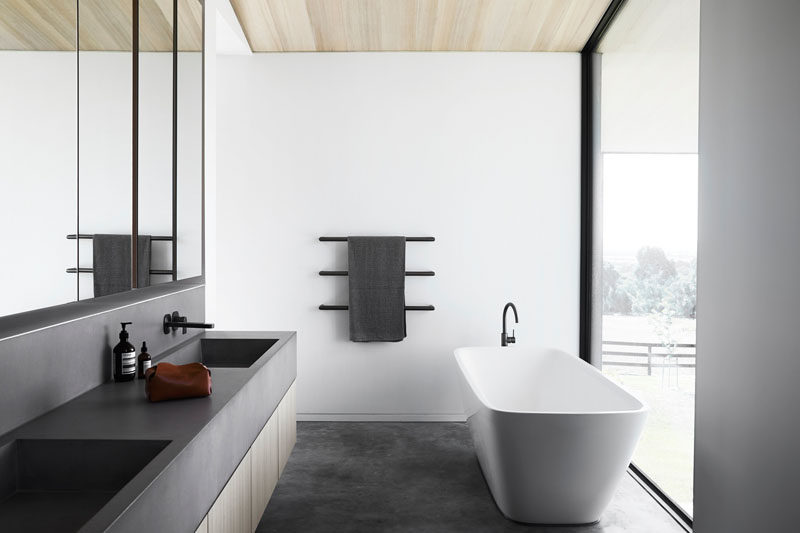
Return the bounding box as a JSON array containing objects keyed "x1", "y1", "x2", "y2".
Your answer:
[
  {"x1": 142, "y1": 359, "x2": 152, "y2": 372},
  {"x1": 122, "y1": 351, "x2": 136, "y2": 374}
]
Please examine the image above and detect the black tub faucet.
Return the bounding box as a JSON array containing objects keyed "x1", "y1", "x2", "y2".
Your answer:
[
  {"x1": 501, "y1": 302, "x2": 518, "y2": 347},
  {"x1": 163, "y1": 311, "x2": 215, "y2": 334}
]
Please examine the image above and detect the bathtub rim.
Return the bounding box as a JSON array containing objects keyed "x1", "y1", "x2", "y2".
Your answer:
[{"x1": 454, "y1": 345, "x2": 650, "y2": 416}]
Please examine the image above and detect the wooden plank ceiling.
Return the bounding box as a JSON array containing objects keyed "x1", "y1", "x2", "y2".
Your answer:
[
  {"x1": 230, "y1": 0, "x2": 612, "y2": 52},
  {"x1": 0, "y1": 0, "x2": 202, "y2": 51}
]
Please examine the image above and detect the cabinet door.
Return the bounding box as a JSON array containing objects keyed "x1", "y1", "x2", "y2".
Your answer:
[
  {"x1": 251, "y1": 412, "x2": 279, "y2": 530},
  {"x1": 208, "y1": 451, "x2": 251, "y2": 533},
  {"x1": 278, "y1": 382, "x2": 297, "y2": 476}
]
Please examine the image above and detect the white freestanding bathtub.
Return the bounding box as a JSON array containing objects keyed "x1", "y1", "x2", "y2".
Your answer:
[{"x1": 454, "y1": 346, "x2": 647, "y2": 525}]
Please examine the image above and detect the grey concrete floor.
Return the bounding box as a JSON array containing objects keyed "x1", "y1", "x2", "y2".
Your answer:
[{"x1": 256, "y1": 422, "x2": 686, "y2": 533}]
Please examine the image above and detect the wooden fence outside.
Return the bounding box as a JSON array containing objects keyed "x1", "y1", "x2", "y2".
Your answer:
[{"x1": 601, "y1": 340, "x2": 696, "y2": 375}]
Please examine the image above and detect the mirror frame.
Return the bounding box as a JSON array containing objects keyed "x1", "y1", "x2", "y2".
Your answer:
[{"x1": 0, "y1": 0, "x2": 204, "y2": 342}]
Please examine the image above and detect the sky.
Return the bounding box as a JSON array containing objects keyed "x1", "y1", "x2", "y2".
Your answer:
[{"x1": 602, "y1": 153, "x2": 698, "y2": 260}]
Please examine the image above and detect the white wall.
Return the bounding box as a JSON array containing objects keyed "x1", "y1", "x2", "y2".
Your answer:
[
  {"x1": 695, "y1": 1, "x2": 800, "y2": 531},
  {"x1": 215, "y1": 53, "x2": 581, "y2": 419}
]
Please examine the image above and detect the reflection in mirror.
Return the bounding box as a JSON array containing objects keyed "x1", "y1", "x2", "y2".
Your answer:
[
  {"x1": 138, "y1": 0, "x2": 175, "y2": 287},
  {"x1": 78, "y1": 0, "x2": 133, "y2": 299},
  {"x1": 0, "y1": 1, "x2": 78, "y2": 316},
  {"x1": 176, "y1": 0, "x2": 203, "y2": 279}
]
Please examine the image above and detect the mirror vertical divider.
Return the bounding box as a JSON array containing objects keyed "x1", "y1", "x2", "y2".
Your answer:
[
  {"x1": 76, "y1": 0, "x2": 81, "y2": 302},
  {"x1": 172, "y1": 0, "x2": 179, "y2": 282},
  {"x1": 132, "y1": 0, "x2": 140, "y2": 289}
]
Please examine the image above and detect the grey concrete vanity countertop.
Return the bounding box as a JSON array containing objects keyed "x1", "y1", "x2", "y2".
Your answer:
[{"x1": 0, "y1": 330, "x2": 297, "y2": 533}]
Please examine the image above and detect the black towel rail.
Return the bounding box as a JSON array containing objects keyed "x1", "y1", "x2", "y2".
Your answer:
[
  {"x1": 318, "y1": 235, "x2": 435, "y2": 311},
  {"x1": 319, "y1": 270, "x2": 434, "y2": 277},
  {"x1": 319, "y1": 304, "x2": 435, "y2": 311},
  {"x1": 319, "y1": 236, "x2": 434, "y2": 242},
  {"x1": 67, "y1": 234, "x2": 173, "y2": 242},
  {"x1": 66, "y1": 267, "x2": 173, "y2": 275}
]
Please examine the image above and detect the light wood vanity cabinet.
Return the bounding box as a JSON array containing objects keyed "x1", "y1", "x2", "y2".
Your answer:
[
  {"x1": 208, "y1": 452, "x2": 251, "y2": 533},
  {"x1": 278, "y1": 382, "x2": 297, "y2": 475},
  {"x1": 201, "y1": 382, "x2": 296, "y2": 533},
  {"x1": 250, "y1": 405, "x2": 279, "y2": 527}
]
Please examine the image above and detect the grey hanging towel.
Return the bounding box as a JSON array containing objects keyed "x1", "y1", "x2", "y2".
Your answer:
[
  {"x1": 93, "y1": 234, "x2": 152, "y2": 297},
  {"x1": 348, "y1": 236, "x2": 407, "y2": 342}
]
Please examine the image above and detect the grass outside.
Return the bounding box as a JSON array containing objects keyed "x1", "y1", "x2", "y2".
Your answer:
[{"x1": 602, "y1": 314, "x2": 695, "y2": 516}]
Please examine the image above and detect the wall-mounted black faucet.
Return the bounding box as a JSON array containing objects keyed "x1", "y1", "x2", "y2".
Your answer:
[
  {"x1": 163, "y1": 311, "x2": 215, "y2": 334},
  {"x1": 501, "y1": 302, "x2": 518, "y2": 347}
]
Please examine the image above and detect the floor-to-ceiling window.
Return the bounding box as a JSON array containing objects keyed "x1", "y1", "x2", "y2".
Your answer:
[{"x1": 596, "y1": 0, "x2": 699, "y2": 517}]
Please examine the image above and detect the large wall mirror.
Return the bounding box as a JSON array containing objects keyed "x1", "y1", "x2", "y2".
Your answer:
[
  {"x1": 176, "y1": 0, "x2": 203, "y2": 280},
  {"x1": 0, "y1": 0, "x2": 203, "y2": 319},
  {"x1": 0, "y1": 1, "x2": 79, "y2": 317},
  {"x1": 137, "y1": 0, "x2": 176, "y2": 290},
  {"x1": 78, "y1": 0, "x2": 134, "y2": 300}
]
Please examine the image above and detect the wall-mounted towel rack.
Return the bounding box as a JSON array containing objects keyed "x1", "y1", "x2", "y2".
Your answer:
[
  {"x1": 319, "y1": 236, "x2": 434, "y2": 242},
  {"x1": 318, "y1": 235, "x2": 435, "y2": 312},
  {"x1": 66, "y1": 267, "x2": 173, "y2": 275},
  {"x1": 319, "y1": 270, "x2": 434, "y2": 277},
  {"x1": 67, "y1": 234, "x2": 173, "y2": 242},
  {"x1": 319, "y1": 305, "x2": 435, "y2": 311}
]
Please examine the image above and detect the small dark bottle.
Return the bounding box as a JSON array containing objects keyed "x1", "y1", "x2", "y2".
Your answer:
[
  {"x1": 138, "y1": 341, "x2": 152, "y2": 379},
  {"x1": 113, "y1": 322, "x2": 137, "y2": 382}
]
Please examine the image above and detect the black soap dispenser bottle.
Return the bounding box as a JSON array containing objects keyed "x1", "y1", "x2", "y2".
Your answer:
[{"x1": 113, "y1": 322, "x2": 137, "y2": 382}]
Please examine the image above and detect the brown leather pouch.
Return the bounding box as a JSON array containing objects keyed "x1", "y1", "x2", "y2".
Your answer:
[{"x1": 145, "y1": 362, "x2": 212, "y2": 402}]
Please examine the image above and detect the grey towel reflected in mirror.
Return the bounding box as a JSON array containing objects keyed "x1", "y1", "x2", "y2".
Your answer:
[{"x1": 92, "y1": 235, "x2": 152, "y2": 297}]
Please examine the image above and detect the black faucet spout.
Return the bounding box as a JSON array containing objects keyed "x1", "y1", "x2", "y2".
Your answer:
[
  {"x1": 501, "y1": 302, "x2": 519, "y2": 347},
  {"x1": 163, "y1": 311, "x2": 215, "y2": 335}
]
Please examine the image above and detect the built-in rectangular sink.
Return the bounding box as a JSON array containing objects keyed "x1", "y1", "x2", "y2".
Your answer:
[
  {"x1": 201, "y1": 338, "x2": 278, "y2": 368},
  {"x1": 0, "y1": 439, "x2": 170, "y2": 533}
]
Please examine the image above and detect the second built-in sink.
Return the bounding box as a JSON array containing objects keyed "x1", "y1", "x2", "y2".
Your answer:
[
  {"x1": 200, "y1": 338, "x2": 278, "y2": 368},
  {"x1": 0, "y1": 439, "x2": 170, "y2": 533}
]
